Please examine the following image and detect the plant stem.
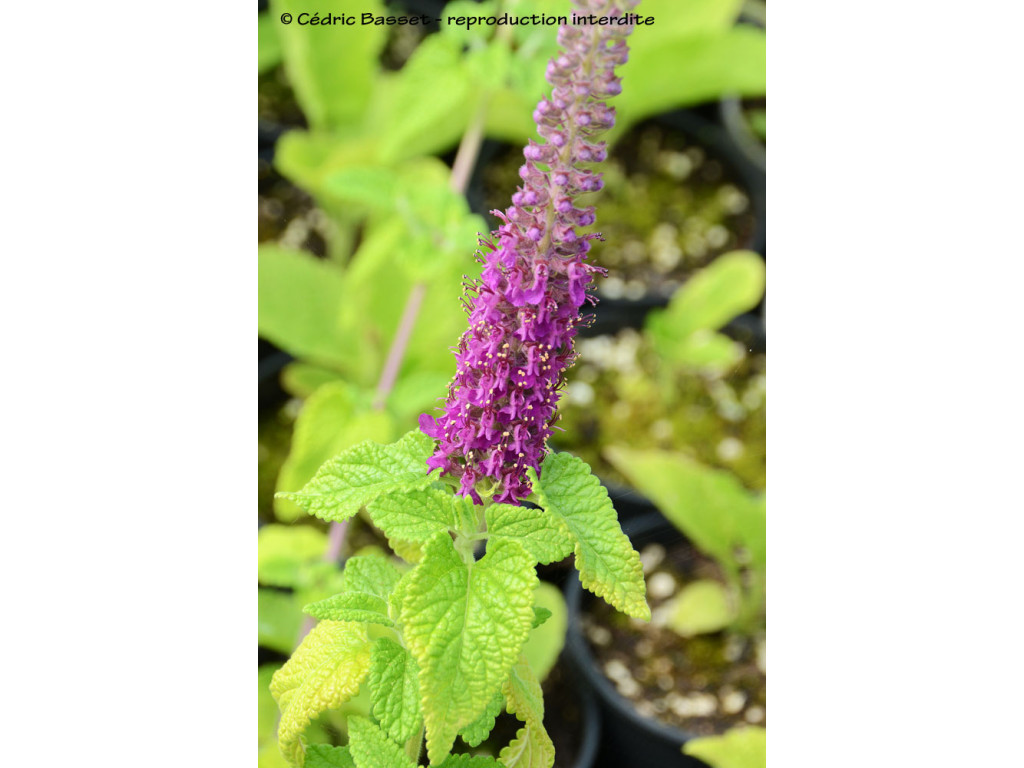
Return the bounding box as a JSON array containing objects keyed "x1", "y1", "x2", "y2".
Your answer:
[{"x1": 297, "y1": 101, "x2": 492, "y2": 643}]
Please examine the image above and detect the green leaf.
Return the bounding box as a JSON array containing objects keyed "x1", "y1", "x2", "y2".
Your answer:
[
  {"x1": 529, "y1": 453, "x2": 649, "y2": 620},
  {"x1": 603, "y1": 447, "x2": 765, "y2": 586},
  {"x1": 662, "y1": 331, "x2": 744, "y2": 374},
  {"x1": 276, "y1": 382, "x2": 395, "y2": 521},
  {"x1": 372, "y1": 34, "x2": 473, "y2": 162},
  {"x1": 531, "y1": 607, "x2": 551, "y2": 629},
  {"x1": 259, "y1": 525, "x2": 329, "y2": 587},
  {"x1": 261, "y1": 664, "x2": 285, "y2": 747},
  {"x1": 306, "y1": 745, "x2": 357, "y2": 768},
  {"x1": 347, "y1": 715, "x2": 416, "y2": 768},
  {"x1": 683, "y1": 727, "x2": 766, "y2": 768},
  {"x1": 668, "y1": 579, "x2": 736, "y2": 637},
  {"x1": 279, "y1": 430, "x2": 434, "y2": 523},
  {"x1": 304, "y1": 554, "x2": 402, "y2": 626},
  {"x1": 258, "y1": 245, "x2": 349, "y2": 366},
  {"x1": 281, "y1": 362, "x2": 345, "y2": 399},
  {"x1": 259, "y1": 13, "x2": 284, "y2": 74},
  {"x1": 402, "y1": 533, "x2": 538, "y2": 763},
  {"x1": 522, "y1": 583, "x2": 566, "y2": 682},
  {"x1": 458, "y1": 691, "x2": 504, "y2": 747},
  {"x1": 272, "y1": 0, "x2": 387, "y2": 131},
  {"x1": 485, "y1": 503, "x2": 574, "y2": 565},
  {"x1": 368, "y1": 487, "x2": 476, "y2": 544},
  {"x1": 368, "y1": 638, "x2": 423, "y2": 744},
  {"x1": 271, "y1": 621, "x2": 372, "y2": 766},
  {"x1": 437, "y1": 756, "x2": 504, "y2": 768},
  {"x1": 499, "y1": 657, "x2": 553, "y2": 768},
  {"x1": 611, "y1": 27, "x2": 766, "y2": 141},
  {"x1": 646, "y1": 250, "x2": 765, "y2": 345},
  {"x1": 259, "y1": 588, "x2": 303, "y2": 654}
]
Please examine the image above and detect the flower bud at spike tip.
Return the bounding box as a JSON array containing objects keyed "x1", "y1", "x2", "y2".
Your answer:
[{"x1": 419, "y1": 0, "x2": 640, "y2": 505}]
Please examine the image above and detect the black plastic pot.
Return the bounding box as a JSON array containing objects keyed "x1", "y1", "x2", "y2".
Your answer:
[
  {"x1": 259, "y1": 340, "x2": 292, "y2": 413},
  {"x1": 564, "y1": 512, "x2": 713, "y2": 768},
  {"x1": 565, "y1": 660, "x2": 602, "y2": 768}
]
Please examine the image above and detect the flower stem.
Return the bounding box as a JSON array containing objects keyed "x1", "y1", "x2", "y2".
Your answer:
[{"x1": 297, "y1": 101, "x2": 492, "y2": 643}]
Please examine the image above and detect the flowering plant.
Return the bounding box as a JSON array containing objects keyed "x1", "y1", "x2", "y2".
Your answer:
[{"x1": 270, "y1": 3, "x2": 650, "y2": 766}]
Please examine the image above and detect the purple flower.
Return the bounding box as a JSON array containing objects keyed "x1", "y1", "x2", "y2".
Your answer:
[{"x1": 420, "y1": 1, "x2": 638, "y2": 504}]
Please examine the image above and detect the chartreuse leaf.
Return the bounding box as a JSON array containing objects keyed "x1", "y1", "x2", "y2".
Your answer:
[
  {"x1": 646, "y1": 250, "x2": 765, "y2": 371},
  {"x1": 306, "y1": 745, "x2": 356, "y2": 768},
  {"x1": 668, "y1": 579, "x2": 736, "y2": 637},
  {"x1": 402, "y1": 533, "x2": 538, "y2": 764},
  {"x1": 272, "y1": 0, "x2": 387, "y2": 132},
  {"x1": 276, "y1": 382, "x2": 395, "y2": 521},
  {"x1": 529, "y1": 453, "x2": 649, "y2": 620},
  {"x1": 485, "y1": 503, "x2": 574, "y2": 565},
  {"x1": 522, "y1": 583, "x2": 566, "y2": 682},
  {"x1": 347, "y1": 716, "x2": 416, "y2": 768},
  {"x1": 259, "y1": 588, "x2": 303, "y2": 654},
  {"x1": 259, "y1": 12, "x2": 283, "y2": 74},
  {"x1": 500, "y1": 657, "x2": 554, "y2": 768},
  {"x1": 259, "y1": 525, "x2": 329, "y2": 587},
  {"x1": 304, "y1": 554, "x2": 402, "y2": 626},
  {"x1": 531, "y1": 608, "x2": 551, "y2": 629},
  {"x1": 368, "y1": 638, "x2": 422, "y2": 744},
  {"x1": 279, "y1": 430, "x2": 434, "y2": 523},
  {"x1": 603, "y1": 447, "x2": 764, "y2": 589},
  {"x1": 437, "y1": 756, "x2": 503, "y2": 768},
  {"x1": 368, "y1": 487, "x2": 476, "y2": 544},
  {"x1": 683, "y1": 726, "x2": 766, "y2": 768},
  {"x1": 260, "y1": 664, "x2": 285, "y2": 747},
  {"x1": 271, "y1": 620, "x2": 372, "y2": 766},
  {"x1": 258, "y1": 245, "x2": 349, "y2": 367},
  {"x1": 459, "y1": 691, "x2": 504, "y2": 747}
]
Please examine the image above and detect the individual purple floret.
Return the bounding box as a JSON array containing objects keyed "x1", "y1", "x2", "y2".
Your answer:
[{"x1": 420, "y1": 0, "x2": 639, "y2": 504}]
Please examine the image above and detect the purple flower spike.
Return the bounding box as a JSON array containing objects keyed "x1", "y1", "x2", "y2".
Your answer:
[{"x1": 421, "y1": 0, "x2": 639, "y2": 505}]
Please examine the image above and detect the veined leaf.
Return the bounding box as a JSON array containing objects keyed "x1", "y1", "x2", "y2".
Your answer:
[
  {"x1": 683, "y1": 726, "x2": 766, "y2": 768},
  {"x1": 401, "y1": 534, "x2": 538, "y2": 764},
  {"x1": 275, "y1": 382, "x2": 395, "y2": 521},
  {"x1": 486, "y1": 503, "x2": 574, "y2": 565},
  {"x1": 278, "y1": 430, "x2": 434, "y2": 523},
  {"x1": 368, "y1": 487, "x2": 476, "y2": 544},
  {"x1": 500, "y1": 657, "x2": 555, "y2": 768},
  {"x1": 271, "y1": 621, "x2": 372, "y2": 766},
  {"x1": 529, "y1": 454, "x2": 649, "y2": 620},
  {"x1": 306, "y1": 745, "x2": 357, "y2": 768},
  {"x1": 368, "y1": 638, "x2": 423, "y2": 744},
  {"x1": 260, "y1": 664, "x2": 285, "y2": 747},
  {"x1": 304, "y1": 553, "x2": 402, "y2": 626},
  {"x1": 347, "y1": 716, "x2": 416, "y2": 768},
  {"x1": 458, "y1": 691, "x2": 504, "y2": 748},
  {"x1": 499, "y1": 724, "x2": 554, "y2": 768}
]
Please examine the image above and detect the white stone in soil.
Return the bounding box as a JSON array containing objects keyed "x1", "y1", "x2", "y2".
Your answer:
[
  {"x1": 604, "y1": 659, "x2": 631, "y2": 682},
  {"x1": 724, "y1": 634, "x2": 745, "y2": 663},
  {"x1": 587, "y1": 625, "x2": 612, "y2": 647},
  {"x1": 720, "y1": 688, "x2": 747, "y2": 715},
  {"x1": 616, "y1": 676, "x2": 641, "y2": 698},
  {"x1": 657, "y1": 674, "x2": 675, "y2": 692},
  {"x1": 745, "y1": 705, "x2": 765, "y2": 724},
  {"x1": 565, "y1": 380, "x2": 595, "y2": 407},
  {"x1": 648, "y1": 571, "x2": 677, "y2": 600},
  {"x1": 635, "y1": 639, "x2": 653, "y2": 658},
  {"x1": 639, "y1": 543, "x2": 666, "y2": 574},
  {"x1": 717, "y1": 436, "x2": 744, "y2": 462},
  {"x1": 635, "y1": 700, "x2": 657, "y2": 718}
]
